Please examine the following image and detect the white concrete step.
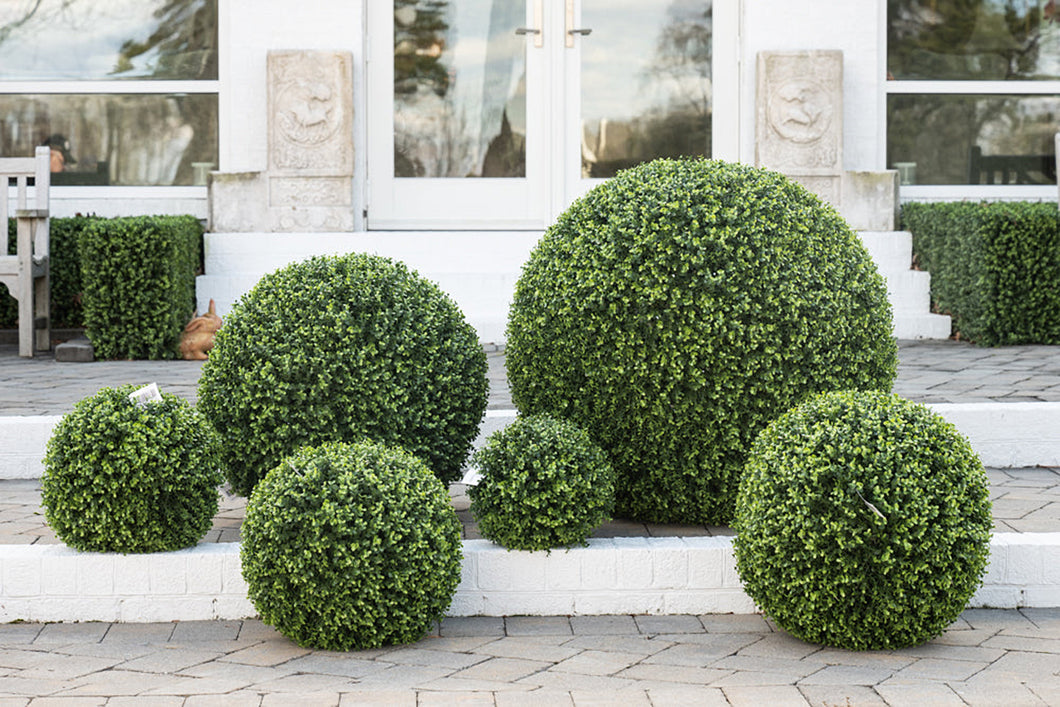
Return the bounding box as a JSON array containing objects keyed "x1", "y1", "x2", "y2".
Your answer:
[{"x1": 1, "y1": 533, "x2": 1056, "y2": 622}]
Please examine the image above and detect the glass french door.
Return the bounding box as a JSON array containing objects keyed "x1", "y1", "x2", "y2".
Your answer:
[{"x1": 367, "y1": 0, "x2": 736, "y2": 230}]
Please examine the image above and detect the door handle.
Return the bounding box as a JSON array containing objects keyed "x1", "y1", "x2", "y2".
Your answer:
[
  {"x1": 517, "y1": 0, "x2": 544, "y2": 48},
  {"x1": 565, "y1": 0, "x2": 590, "y2": 47}
]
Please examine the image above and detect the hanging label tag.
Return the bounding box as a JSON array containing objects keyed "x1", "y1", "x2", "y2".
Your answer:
[{"x1": 129, "y1": 383, "x2": 163, "y2": 407}]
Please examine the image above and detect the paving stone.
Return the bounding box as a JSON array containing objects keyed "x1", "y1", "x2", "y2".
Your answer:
[
  {"x1": 983, "y1": 650, "x2": 1060, "y2": 679},
  {"x1": 448, "y1": 657, "x2": 552, "y2": 682},
  {"x1": 103, "y1": 698, "x2": 183, "y2": 707},
  {"x1": 169, "y1": 620, "x2": 241, "y2": 643},
  {"x1": 23, "y1": 698, "x2": 107, "y2": 707},
  {"x1": 258, "y1": 693, "x2": 340, "y2": 706},
  {"x1": 875, "y1": 682, "x2": 966, "y2": 706},
  {"x1": 378, "y1": 647, "x2": 489, "y2": 671},
  {"x1": 798, "y1": 684, "x2": 887, "y2": 707},
  {"x1": 569, "y1": 688, "x2": 652, "y2": 706},
  {"x1": 697, "y1": 614, "x2": 773, "y2": 634},
  {"x1": 414, "y1": 691, "x2": 496, "y2": 706},
  {"x1": 797, "y1": 664, "x2": 893, "y2": 686},
  {"x1": 722, "y1": 685, "x2": 811, "y2": 706},
  {"x1": 101, "y1": 623, "x2": 175, "y2": 644},
  {"x1": 950, "y1": 673, "x2": 1048, "y2": 706},
  {"x1": 735, "y1": 633, "x2": 821, "y2": 660},
  {"x1": 561, "y1": 634, "x2": 672, "y2": 656},
  {"x1": 219, "y1": 641, "x2": 312, "y2": 667},
  {"x1": 338, "y1": 690, "x2": 416, "y2": 707},
  {"x1": 711, "y1": 654, "x2": 826, "y2": 678},
  {"x1": 505, "y1": 617, "x2": 573, "y2": 637},
  {"x1": 551, "y1": 650, "x2": 646, "y2": 676},
  {"x1": 570, "y1": 615, "x2": 638, "y2": 635},
  {"x1": 471, "y1": 636, "x2": 581, "y2": 663},
  {"x1": 493, "y1": 689, "x2": 575, "y2": 707},
  {"x1": 244, "y1": 673, "x2": 358, "y2": 694},
  {"x1": 891, "y1": 658, "x2": 988, "y2": 682},
  {"x1": 633, "y1": 615, "x2": 703, "y2": 635},
  {"x1": 348, "y1": 664, "x2": 453, "y2": 689},
  {"x1": 615, "y1": 663, "x2": 732, "y2": 685},
  {"x1": 981, "y1": 634, "x2": 1060, "y2": 653},
  {"x1": 516, "y1": 670, "x2": 638, "y2": 691},
  {"x1": 645, "y1": 636, "x2": 763, "y2": 666},
  {"x1": 116, "y1": 648, "x2": 221, "y2": 674},
  {"x1": 894, "y1": 643, "x2": 1005, "y2": 663},
  {"x1": 642, "y1": 686, "x2": 730, "y2": 706},
  {"x1": 33, "y1": 623, "x2": 109, "y2": 645}
]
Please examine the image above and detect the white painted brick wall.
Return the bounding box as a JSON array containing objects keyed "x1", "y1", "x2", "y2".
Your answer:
[
  {"x1": 0, "y1": 416, "x2": 60, "y2": 479},
  {"x1": 2, "y1": 534, "x2": 1059, "y2": 623}
]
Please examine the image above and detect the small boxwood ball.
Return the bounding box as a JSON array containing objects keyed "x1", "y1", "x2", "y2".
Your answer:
[
  {"x1": 240, "y1": 440, "x2": 463, "y2": 650},
  {"x1": 506, "y1": 158, "x2": 897, "y2": 524},
  {"x1": 42, "y1": 385, "x2": 222, "y2": 553},
  {"x1": 734, "y1": 390, "x2": 992, "y2": 651},
  {"x1": 469, "y1": 414, "x2": 614, "y2": 550},
  {"x1": 197, "y1": 253, "x2": 488, "y2": 495}
]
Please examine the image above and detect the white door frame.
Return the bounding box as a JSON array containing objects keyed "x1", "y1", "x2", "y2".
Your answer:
[{"x1": 366, "y1": 0, "x2": 741, "y2": 231}]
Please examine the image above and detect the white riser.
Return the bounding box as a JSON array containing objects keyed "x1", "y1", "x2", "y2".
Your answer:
[{"x1": 1, "y1": 534, "x2": 1057, "y2": 623}]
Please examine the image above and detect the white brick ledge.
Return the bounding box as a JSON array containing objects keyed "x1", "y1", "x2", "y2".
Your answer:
[
  {"x1": 2, "y1": 534, "x2": 1058, "y2": 623},
  {"x1": 4, "y1": 403, "x2": 1058, "y2": 480}
]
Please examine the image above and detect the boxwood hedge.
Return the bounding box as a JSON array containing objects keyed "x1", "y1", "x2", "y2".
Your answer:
[
  {"x1": 734, "y1": 390, "x2": 991, "y2": 650},
  {"x1": 902, "y1": 200, "x2": 1060, "y2": 345},
  {"x1": 506, "y1": 158, "x2": 897, "y2": 524},
  {"x1": 198, "y1": 253, "x2": 488, "y2": 495},
  {"x1": 241, "y1": 440, "x2": 463, "y2": 650},
  {"x1": 42, "y1": 385, "x2": 222, "y2": 553}
]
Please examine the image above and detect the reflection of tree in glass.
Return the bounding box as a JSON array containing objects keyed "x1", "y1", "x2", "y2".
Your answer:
[
  {"x1": 588, "y1": 1, "x2": 712, "y2": 177},
  {"x1": 394, "y1": 0, "x2": 450, "y2": 97},
  {"x1": 0, "y1": 0, "x2": 77, "y2": 47},
  {"x1": 112, "y1": 0, "x2": 218, "y2": 80},
  {"x1": 888, "y1": 0, "x2": 1059, "y2": 80}
]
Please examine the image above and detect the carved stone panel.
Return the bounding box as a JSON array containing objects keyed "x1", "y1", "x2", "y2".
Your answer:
[
  {"x1": 268, "y1": 50, "x2": 354, "y2": 176},
  {"x1": 756, "y1": 51, "x2": 842, "y2": 176}
]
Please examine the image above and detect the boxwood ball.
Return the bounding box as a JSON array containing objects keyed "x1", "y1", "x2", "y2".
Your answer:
[
  {"x1": 197, "y1": 253, "x2": 488, "y2": 495},
  {"x1": 506, "y1": 159, "x2": 897, "y2": 524},
  {"x1": 469, "y1": 414, "x2": 615, "y2": 551},
  {"x1": 734, "y1": 390, "x2": 992, "y2": 651},
  {"x1": 42, "y1": 385, "x2": 222, "y2": 553},
  {"x1": 240, "y1": 441, "x2": 463, "y2": 650}
]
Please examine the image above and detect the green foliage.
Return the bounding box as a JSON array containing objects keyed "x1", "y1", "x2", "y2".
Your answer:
[
  {"x1": 241, "y1": 440, "x2": 463, "y2": 651},
  {"x1": 198, "y1": 253, "x2": 488, "y2": 496},
  {"x1": 733, "y1": 390, "x2": 991, "y2": 651},
  {"x1": 78, "y1": 215, "x2": 202, "y2": 359},
  {"x1": 903, "y1": 201, "x2": 1060, "y2": 345},
  {"x1": 506, "y1": 158, "x2": 897, "y2": 525},
  {"x1": 41, "y1": 385, "x2": 222, "y2": 553},
  {"x1": 469, "y1": 415, "x2": 615, "y2": 551},
  {"x1": 2, "y1": 216, "x2": 91, "y2": 329}
]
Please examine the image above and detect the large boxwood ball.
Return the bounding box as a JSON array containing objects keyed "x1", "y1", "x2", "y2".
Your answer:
[
  {"x1": 198, "y1": 253, "x2": 488, "y2": 495},
  {"x1": 241, "y1": 440, "x2": 463, "y2": 650},
  {"x1": 734, "y1": 390, "x2": 991, "y2": 651},
  {"x1": 470, "y1": 414, "x2": 614, "y2": 550},
  {"x1": 42, "y1": 385, "x2": 222, "y2": 553},
  {"x1": 506, "y1": 158, "x2": 897, "y2": 524}
]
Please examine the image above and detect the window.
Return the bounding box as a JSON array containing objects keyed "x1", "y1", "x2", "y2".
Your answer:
[
  {"x1": 0, "y1": 0, "x2": 218, "y2": 186},
  {"x1": 887, "y1": 0, "x2": 1060, "y2": 189}
]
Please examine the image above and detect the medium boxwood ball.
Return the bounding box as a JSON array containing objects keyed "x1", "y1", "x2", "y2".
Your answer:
[
  {"x1": 733, "y1": 390, "x2": 992, "y2": 651},
  {"x1": 197, "y1": 253, "x2": 488, "y2": 495},
  {"x1": 240, "y1": 441, "x2": 463, "y2": 651},
  {"x1": 42, "y1": 385, "x2": 222, "y2": 553},
  {"x1": 469, "y1": 414, "x2": 614, "y2": 550},
  {"x1": 506, "y1": 158, "x2": 897, "y2": 524}
]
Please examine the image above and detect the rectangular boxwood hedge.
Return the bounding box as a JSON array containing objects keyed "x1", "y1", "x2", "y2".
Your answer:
[
  {"x1": 902, "y1": 201, "x2": 1060, "y2": 346},
  {"x1": 78, "y1": 215, "x2": 203, "y2": 360}
]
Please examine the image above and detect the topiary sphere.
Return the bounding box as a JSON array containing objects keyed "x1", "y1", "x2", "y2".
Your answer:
[
  {"x1": 734, "y1": 390, "x2": 991, "y2": 651},
  {"x1": 506, "y1": 158, "x2": 897, "y2": 525},
  {"x1": 469, "y1": 414, "x2": 615, "y2": 550},
  {"x1": 42, "y1": 385, "x2": 222, "y2": 553},
  {"x1": 241, "y1": 440, "x2": 463, "y2": 650},
  {"x1": 197, "y1": 253, "x2": 488, "y2": 496}
]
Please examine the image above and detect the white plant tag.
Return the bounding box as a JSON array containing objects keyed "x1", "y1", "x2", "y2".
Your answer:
[{"x1": 129, "y1": 383, "x2": 163, "y2": 407}]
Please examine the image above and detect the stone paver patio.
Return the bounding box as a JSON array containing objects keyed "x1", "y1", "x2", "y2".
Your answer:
[{"x1": 0, "y1": 609, "x2": 1058, "y2": 704}]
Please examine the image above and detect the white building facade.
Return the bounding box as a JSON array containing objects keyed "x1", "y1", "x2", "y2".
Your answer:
[{"x1": 2, "y1": 0, "x2": 1057, "y2": 341}]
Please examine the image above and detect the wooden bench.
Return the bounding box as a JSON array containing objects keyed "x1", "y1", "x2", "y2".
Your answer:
[{"x1": 0, "y1": 147, "x2": 51, "y2": 357}]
